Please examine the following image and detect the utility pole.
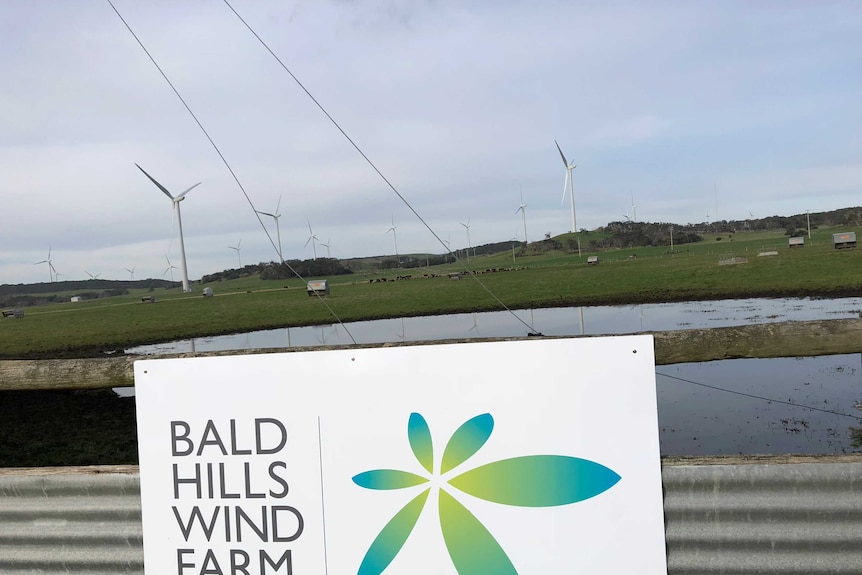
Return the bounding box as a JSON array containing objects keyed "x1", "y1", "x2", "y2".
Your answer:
[
  {"x1": 670, "y1": 225, "x2": 674, "y2": 252},
  {"x1": 807, "y1": 210, "x2": 811, "y2": 239}
]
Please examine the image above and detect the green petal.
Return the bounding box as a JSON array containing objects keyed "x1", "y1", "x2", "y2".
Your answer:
[
  {"x1": 408, "y1": 413, "x2": 434, "y2": 474},
  {"x1": 441, "y1": 413, "x2": 494, "y2": 474},
  {"x1": 449, "y1": 455, "x2": 620, "y2": 507},
  {"x1": 438, "y1": 489, "x2": 517, "y2": 575},
  {"x1": 352, "y1": 469, "x2": 429, "y2": 490},
  {"x1": 358, "y1": 489, "x2": 430, "y2": 575}
]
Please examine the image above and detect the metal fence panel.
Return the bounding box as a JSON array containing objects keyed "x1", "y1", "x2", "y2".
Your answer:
[{"x1": 1, "y1": 461, "x2": 861, "y2": 574}]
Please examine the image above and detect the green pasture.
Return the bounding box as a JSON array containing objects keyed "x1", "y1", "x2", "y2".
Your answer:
[{"x1": 2, "y1": 226, "x2": 861, "y2": 358}]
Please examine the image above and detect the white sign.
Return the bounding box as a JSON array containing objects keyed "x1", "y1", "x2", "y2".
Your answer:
[{"x1": 135, "y1": 336, "x2": 667, "y2": 574}]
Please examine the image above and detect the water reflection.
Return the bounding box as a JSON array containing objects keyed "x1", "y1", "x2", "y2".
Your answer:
[{"x1": 656, "y1": 355, "x2": 862, "y2": 455}]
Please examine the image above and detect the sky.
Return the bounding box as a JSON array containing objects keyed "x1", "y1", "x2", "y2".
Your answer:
[{"x1": 2, "y1": 1, "x2": 861, "y2": 285}]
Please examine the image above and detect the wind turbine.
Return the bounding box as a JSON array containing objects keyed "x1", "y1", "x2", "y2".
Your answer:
[
  {"x1": 305, "y1": 220, "x2": 318, "y2": 260},
  {"x1": 85, "y1": 270, "x2": 101, "y2": 280},
  {"x1": 320, "y1": 237, "x2": 331, "y2": 259},
  {"x1": 256, "y1": 195, "x2": 283, "y2": 262},
  {"x1": 387, "y1": 216, "x2": 399, "y2": 264},
  {"x1": 34, "y1": 246, "x2": 56, "y2": 283},
  {"x1": 163, "y1": 255, "x2": 179, "y2": 282},
  {"x1": 124, "y1": 266, "x2": 135, "y2": 281},
  {"x1": 555, "y1": 140, "x2": 577, "y2": 233},
  {"x1": 516, "y1": 191, "x2": 528, "y2": 244},
  {"x1": 136, "y1": 164, "x2": 200, "y2": 293},
  {"x1": 443, "y1": 234, "x2": 452, "y2": 262},
  {"x1": 460, "y1": 218, "x2": 471, "y2": 262},
  {"x1": 228, "y1": 239, "x2": 242, "y2": 268},
  {"x1": 630, "y1": 194, "x2": 638, "y2": 223}
]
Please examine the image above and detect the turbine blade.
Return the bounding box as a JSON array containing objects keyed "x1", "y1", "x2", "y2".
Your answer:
[
  {"x1": 136, "y1": 164, "x2": 174, "y2": 200},
  {"x1": 554, "y1": 140, "x2": 568, "y2": 167},
  {"x1": 257, "y1": 210, "x2": 275, "y2": 218},
  {"x1": 275, "y1": 195, "x2": 282, "y2": 215},
  {"x1": 305, "y1": 236, "x2": 312, "y2": 247},
  {"x1": 176, "y1": 182, "x2": 202, "y2": 199}
]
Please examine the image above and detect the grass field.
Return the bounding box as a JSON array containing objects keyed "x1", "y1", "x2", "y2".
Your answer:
[{"x1": 2, "y1": 226, "x2": 862, "y2": 358}]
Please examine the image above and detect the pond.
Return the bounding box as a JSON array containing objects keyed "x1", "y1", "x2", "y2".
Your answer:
[
  {"x1": 124, "y1": 297, "x2": 862, "y2": 455},
  {"x1": 127, "y1": 297, "x2": 862, "y2": 354}
]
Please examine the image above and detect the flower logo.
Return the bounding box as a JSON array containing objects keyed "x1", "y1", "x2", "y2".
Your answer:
[{"x1": 352, "y1": 412, "x2": 621, "y2": 574}]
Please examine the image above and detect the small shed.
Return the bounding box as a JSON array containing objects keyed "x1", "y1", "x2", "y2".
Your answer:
[
  {"x1": 832, "y1": 232, "x2": 856, "y2": 249},
  {"x1": 2, "y1": 308, "x2": 23, "y2": 319},
  {"x1": 140, "y1": 296, "x2": 157, "y2": 303},
  {"x1": 447, "y1": 272, "x2": 464, "y2": 280},
  {"x1": 587, "y1": 256, "x2": 599, "y2": 265},
  {"x1": 202, "y1": 287, "x2": 214, "y2": 298},
  {"x1": 307, "y1": 280, "x2": 330, "y2": 297},
  {"x1": 788, "y1": 237, "x2": 805, "y2": 248},
  {"x1": 70, "y1": 296, "x2": 82, "y2": 303}
]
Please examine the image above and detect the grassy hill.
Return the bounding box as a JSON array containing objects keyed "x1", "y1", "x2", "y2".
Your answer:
[{"x1": 2, "y1": 223, "x2": 862, "y2": 359}]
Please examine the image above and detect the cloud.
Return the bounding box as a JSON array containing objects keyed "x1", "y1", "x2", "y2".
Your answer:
[
  {"x1": 0, "y1": 1, "x2": 861, "y2": 284},
  {"x1": 588, "y1": 115, "x2": 667, "y2": 148}
]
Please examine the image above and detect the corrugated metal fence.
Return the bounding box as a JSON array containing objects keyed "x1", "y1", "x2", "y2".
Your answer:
[{"x1": 1, "y1": 459, "x2": 861, "y2": 574}]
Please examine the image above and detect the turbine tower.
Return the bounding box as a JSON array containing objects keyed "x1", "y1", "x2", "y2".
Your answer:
[
  {"x1": 34, "y1": 246, "x2": 56, "y2": 283},
  {"x1": 460, "y1": 218, "x2": 472, "y2": 262},
  {"x1": 124, "y1": 266, "x2": 135, "y2": 281},
  {"x1": 387, "y1": 216, "x2": 399, "y2": 264},
  {"x1": 516, "y1": 191, "x2": 528, "y2": 244},
  {"x1": 256, "y1": 195, "x2": 283, "y2": 263},
  {"x1": 554, "y1": 140, "x2": 577, "y2": 233},
  {"x1": 630, "y1": 194, "x2": 638, "y2": 223},
  {"x1": 305, "y1": 220, "x2": 319, "y2": 260},
  {"x1": 136, "y1": 164, "x2": 200, "y2": 293},
  {"x1": 228, "y1": 239, "x2": 242, "y2": 268}
]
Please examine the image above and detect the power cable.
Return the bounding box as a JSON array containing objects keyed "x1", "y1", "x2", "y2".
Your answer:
[
  {"x1": 106, "y1": 0, "x2": 357, "y2": 344},
  {"x1": 221, "y1": 0, "x2": 540, "y2": 336},
  {"x1": 656, "y1": 371, "x2": 862, "y2": 421}
]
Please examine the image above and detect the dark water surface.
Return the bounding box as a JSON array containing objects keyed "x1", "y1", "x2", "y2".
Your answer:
[{"x1": 125, "y1": 298, "x2": 862, "y2": 455}]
